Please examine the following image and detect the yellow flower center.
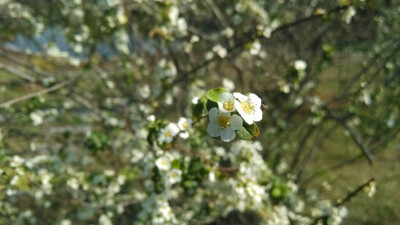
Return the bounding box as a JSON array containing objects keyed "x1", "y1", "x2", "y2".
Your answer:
[
  {"x1": 223, "y1": 100, "x2": 234, "y2": 111},
  {"x1": 161, "y1": 160, "x2": 167, "y2": 166},
  {"x1": 217, "y1": 115, "x2": 230, "y2": 128},
  {"x1": 241, "y1": 101, "x2": 254, "y2": 114},
  {"x1": 182, "y1": 122, "x2": 188, "y2": 129},
  {"x1": 163, "y1": 131, "x2": 171, "y2": 138}
]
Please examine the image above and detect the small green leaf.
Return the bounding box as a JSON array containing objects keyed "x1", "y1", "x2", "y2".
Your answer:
[
  {"x1": 206, "y1": 88, "x2": 228, "y2": 102},
  {"x1": 236, "y1": 122, "x2": 259, "y2": 140},
  {"x1": 206, "y1": 100, "x2": 218, "y2": 111},
  {"x1": 236, "y1": 127, "x2": 253, "y2": 140},
  {"x1": 171, "y1": 159, "x2": 181, "y2": 169},
  {"x1": 244, "y1": 122, "x2": 259, "y2": 138}
]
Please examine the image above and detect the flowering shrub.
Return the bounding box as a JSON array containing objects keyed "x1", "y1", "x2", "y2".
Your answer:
[{"x1": 0, "y1": 0, "x2": 399, "y2": 225}]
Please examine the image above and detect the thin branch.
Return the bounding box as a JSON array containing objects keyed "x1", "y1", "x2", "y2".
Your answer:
[
  {"x1": 0, "y1": 80, "x2": 71, "y2": 109},
  {"x1": 204, "y1": 0, "x2": 228, "y2": 28},
  {"x1": 172, "y1": 5, "x2": 351, "y2": 86},
  {"x1": 339, "y1": 118, "x2": 374, "y2": 164},
  {"x1": 0, "y1": 63, "x2": 37, "y2": 83},
  {"x1": 311, "y1": 178, "x2": 375, "y2": 225}
]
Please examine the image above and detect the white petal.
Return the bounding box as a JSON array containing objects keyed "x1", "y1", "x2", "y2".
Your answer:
[
  {"x1": 218, "y1": 102, "x2": 227, "y2": 113},
  {"x1": 233, "y1": 92, "x2": 247, "y2": 101},
  {"x1": 248, "y1": 93, "x2": 262, "y2": 108},
  {"x1": 235, "y1": 100, "x2": 252, "y2": 124},
  {"x1": 179, "y1": 132, "x2": 189, "y2": 139},
  {"x1": 220, "y1": 92, "x2": 232, "y2": 102},
  {"x1": 221, "y1": 128, "x2": 236, "y2": 142},
  {"x1": 167, "y1": 123, "x2": 180, "y2": 136},
  {"x1": 241, "y1": 113, "x2": 254, "y2": 125},
  {"x1": 207, "y1": 122, "x2": 221, "y2": 137},
  {"x1": 234, "y1": 100, "x2": 242, "y2": 113},
  {"x1": 230, "y1": 114, "x2": 243, "y2": 130},
  {"x1": 209, "y1": 107, "x2": 218, "y2": 121},
  {"x1": 251, "y1": 109, "x2": 263, "y2": 122}
]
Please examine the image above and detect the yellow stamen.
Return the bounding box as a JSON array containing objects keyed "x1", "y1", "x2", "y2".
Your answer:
[
  {"x1": 223, "y1": 100, "x2": 234, "y2": 111},
  {"x1": 164, "y1": 131, "x2": 171, "y2": 138},
  {"x1": 241, "y1": 101, "x2": 254, "y2": 114},
  {"x1": 217, "y1": 115, "x2": 230, "y2": 128}
]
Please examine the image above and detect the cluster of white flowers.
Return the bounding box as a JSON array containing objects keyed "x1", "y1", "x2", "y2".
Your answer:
[
  {"x1": 312, "y1": 200, "x2": 348, "y2": 225},
  {"x1": 138, "y1": 194, "x2": 177, "y2": 225},
  {"x1": 207, "y1": 91, "x2": 263, "y2": 142},
  {"x1": 157, "y1": 59, "x2": 177, "y2": 80},
  {"x1": 157, "y1": 117, "x2": 192, "y2": 145}
]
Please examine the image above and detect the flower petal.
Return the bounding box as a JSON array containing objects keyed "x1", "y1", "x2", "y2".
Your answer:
[
  {"x1": 248, "y1": 93, "x2": 262, "y2": 108},
  {"x1": 221, "y1": 128, "x2": 236, "y2": 142},
  {"x1": 241, "y1": 113, "x2": 254, "y2": 125},
  {"x1": 218, "y1": 102, "x2": 227, "y2": 113},
  {"x1": 220, "y1": 92, "x2": 232, "y2": 102},
  {"x1": 209, "y1": 107, "x2": 218, "y2": 121},
  {"x1": 230, "y1": 114, "x2": 243, "y2": 130},
  {"x1": 167, "y1": 123, "x2": 180, "y2": 136},
  {"x1": 207, "y1": 122, "x2": 221, "y2": 137},
  {"x1": 235, "y1": 100, "x2": 252, "y2": 124},
  {"x1": 179, "y1": 132, "x2": 189, "y2": 139},
  {"x1": 251, "y1": 109, "x2": 263, "y2": 122},
  {"x1": 233, "y1": 92, "x2": 247, "y2": 101}
]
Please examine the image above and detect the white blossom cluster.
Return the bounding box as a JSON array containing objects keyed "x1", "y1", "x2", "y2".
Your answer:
[
  {"x1": 207, "y1": 91, "x2": 263, "y2": 142},
  {"x1": 0, "y1": 0, "x2": 381, "y2": 224}
]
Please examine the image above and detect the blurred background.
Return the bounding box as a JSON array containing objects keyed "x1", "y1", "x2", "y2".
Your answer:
[{"x1": 0, "y1": 0, "x2": 399, "y2": 224}]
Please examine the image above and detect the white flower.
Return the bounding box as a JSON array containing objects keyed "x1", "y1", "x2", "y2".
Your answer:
[
  {"x1": 168, "y1": 6, "x2": 179, "y2": 25},
  {"x1": 345, "y1": 6, "x2": 356, "y2": 24},
  {"x1": 157, "y1": 59, "x2": 177, "y2": 79},
  {"x1": 147, "y1": 114, "x2": 156, "y2": 122},
  {"x1": 67, "y1": 178, "x2": 79, "y2": 190},
  {"x1": 155, "y1": 155, "x2": 172, "y2": 171},
  {"x1": 30, "y1": 111, "x2": 44, "y2": 126},
  {"x1": 176, "y1": 17, "x2": 188, "y2": 36},
  {"x1": 61, "y1": 219, "x2": 71, "y2": 225},
  {"x1": 218, "y1": 92, "x2": 235, "y2": 113},
  {"x1": 233, "y1": 92, "x2": 262, "y2": 124},
  {"x1": 212, "y1": 45, "x2": 227, "y2": 58},
  {"x1": 249, "y1": 40, "x2": 261, "y2": 55},
  {"x1": 99, "y1": 214, "x2": 113, "y2": 225},
  {"x1": 158, "y1": 123, "x2": 179, "y2": 144},
  {"x1": 207, "y1": 107, "x2": 243, "y2": 142},
  {"x1": 222, "y1": 27, "x2": 234, "y2": 38},
  {"x1": 190, "y1": 35, "x2": 200, "y2": 43},
  {"x1": 166, "y1": 168, "x2": 182, "y2": 185},
  {"x1": 222, "y1": 78, "x2": 235, "y2": 91},
  {"x1": 294, "y1": 60, "x2": 307, "y2": 71},
  {"x1": 177, "y1": 117, "x2": 192, "y2": 139},
  {"x1": 10, "y1": 155, "x2": 25, "y2": 167}
]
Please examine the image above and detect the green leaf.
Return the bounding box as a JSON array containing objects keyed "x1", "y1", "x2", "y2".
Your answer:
[
  {"x1": 171, "y1": 159, "x2": 181, "y2": 169},
  {"x1": 236, "y1": 127, "x2": 253, "y2": 140},
  {"x1": 206, "y1": 100, "x2": 218, "y2": 111},
  {"x1": 244, "y1": 122, "x2": 259, "y2": 138},
  {"x1": 236, "y1": 122, "x2": 259, "y2": 140},
  {"x1": 206, "y1": 88, "x2": 227, "y2": 102}
]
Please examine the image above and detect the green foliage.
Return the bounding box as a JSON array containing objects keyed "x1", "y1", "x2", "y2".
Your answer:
[
  {"x1": 236, "y1": 122, "x2": 259, "y2": 140},
  {"x1": 84, "y1": 131, "x2": 109, "y2": 152},
  {"x1": 206, "y1": 88, "x2": 227, "y2": 102}
]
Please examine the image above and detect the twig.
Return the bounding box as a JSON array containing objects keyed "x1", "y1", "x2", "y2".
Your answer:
[
  {"x1": 172, "y1": 4, "x2": 351, "y2": 86},
  {"x1": 311, "y1": 178, "x2": 375, "y2": 225},
  {"x1": 0, "y1": 63, "x2": 37, "y2": 83},
  {"x1": 338, "y1": 118, "x2": 374, "y2": 164},
  {"x1": 0, "y1": 80, "x2": 71, "y2": 109}
]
